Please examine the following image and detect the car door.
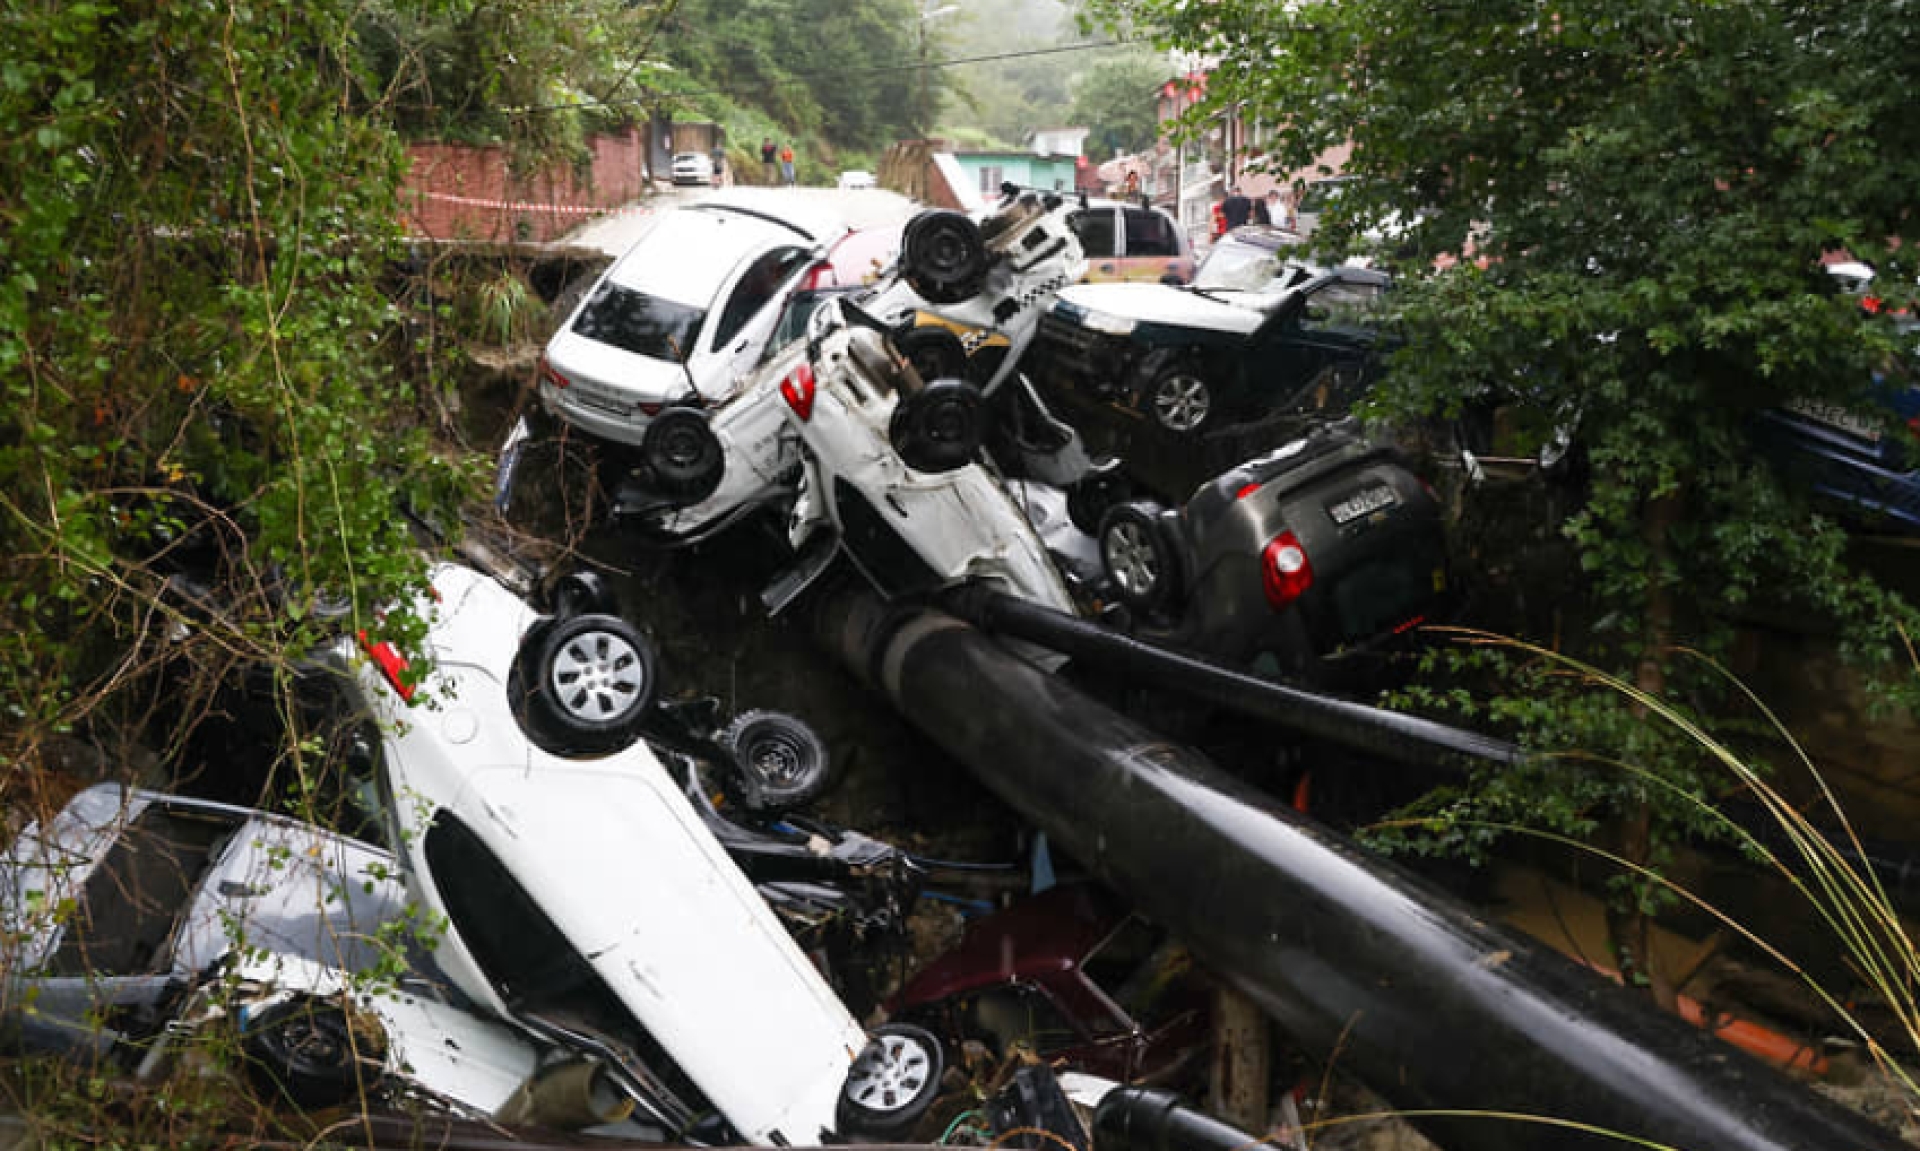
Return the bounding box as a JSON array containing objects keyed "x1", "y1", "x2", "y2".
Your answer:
[
  {"x1": 700, "y1": 246, "x2": 819, "y2": 402},
  {"x1": 1251, "y1": 275, "x2": 1386, "y2": 418}
]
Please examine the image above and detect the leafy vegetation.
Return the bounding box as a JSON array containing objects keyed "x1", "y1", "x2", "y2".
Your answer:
[
  {"x1": 1066, "y1": 50, "x2": 1164, "y2": 161},
  {"x1": 0, "y1": 0, "x2": 496, "y2": 802},
  {"x1": 1081, "y1": 0, "x2": 1920, "y2": 987}
]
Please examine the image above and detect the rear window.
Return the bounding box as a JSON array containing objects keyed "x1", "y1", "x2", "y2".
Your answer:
[
  {"x1": 571, "y1": 284, "x2": 706, "y2": 363},
  {"x1": 1122, "y1": 209, "x2": 1182, "y2": 258},
  {"x1": 1068, "y1": 209, "x2": 1118, "y2": 259}
]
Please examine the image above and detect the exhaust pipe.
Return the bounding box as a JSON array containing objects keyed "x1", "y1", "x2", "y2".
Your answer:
[{"x1": 815, "y1": 587, "x2": 1901, "y2": 1151}]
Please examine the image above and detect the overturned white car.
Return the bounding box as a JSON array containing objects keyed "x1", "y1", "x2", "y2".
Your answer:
[{"x1": 348, "y1": 563, "x2": 941, "y2": 1144}]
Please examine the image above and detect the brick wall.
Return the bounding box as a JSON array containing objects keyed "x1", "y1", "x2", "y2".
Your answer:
[{"x1": 401, "y1": 127, "x2": 651, "y2": 243}]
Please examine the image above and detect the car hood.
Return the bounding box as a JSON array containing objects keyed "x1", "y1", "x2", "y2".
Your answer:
[{"x1": 1054, "y1": 282, "x2": 1267, "y2": 336}]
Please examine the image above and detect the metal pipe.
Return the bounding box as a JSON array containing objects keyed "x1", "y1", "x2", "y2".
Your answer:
[
  {"x1": 1092, "y1": 1086, "x2": 1263, "y2": 1151},
  {"x1": 940, "y1": 586, "x2": 1522, "y2": 771},
  {"x1": 815, "y1": 588, "x2": 1902, "y2": 1151}
]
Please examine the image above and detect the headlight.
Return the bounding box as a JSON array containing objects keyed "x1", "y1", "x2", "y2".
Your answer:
[{"x1": 1081, "y1": 310, "x2": 1137, "y2": 337}]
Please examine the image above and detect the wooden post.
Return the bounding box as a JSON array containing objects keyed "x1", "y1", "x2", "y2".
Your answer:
[{"x1": 1208, "y1": 984, "x2": 1270, "y2": 1133}]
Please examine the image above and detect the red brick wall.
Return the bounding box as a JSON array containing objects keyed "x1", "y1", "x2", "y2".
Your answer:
[{"x1": 401, "y1": 128, "x2": 651, "y2": 243}]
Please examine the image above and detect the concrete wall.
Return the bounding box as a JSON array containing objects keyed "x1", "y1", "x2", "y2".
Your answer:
[{"x1": 401, "y1": 128, "x2": 652, "y2": 243}]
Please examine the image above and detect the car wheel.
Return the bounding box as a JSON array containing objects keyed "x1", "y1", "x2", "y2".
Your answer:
[
  {"x1": 890, "y1": 378, "x2": 985, "y2": 474},
  {"x1": 1144, "y1": 361, "x2": 1214, "y2": 435},
  {"x1": 541, "y1": 569, "x2": 618, "y2": 619},
  {"x1": 837, "y1": 1023, "x2": 944, "y2": 1141},
  {"x1": 717, "y1": 709, "x2": 833, "y2": 813},
  {"x1": 1099, "y1": 501, "x2": 1180, "y2": 613},
  {"x1": 901, "y1": 210, "x2": 989, "y2": 304},
  {"x1": 893, "y1": 325, "x2": 969, "y2": 384},
  {"x1": 242, "y1": 998, "x2": 371, "y2": 1109},
  {"x1": 1065, "y1": 466, "x2": 1134, "y2": 535},
  {"x1": 523, "y1": 613, "x2": 657, "y2": 754},
  {"x1": 640, "y1": 407, "x2": 724, "y2": 504}
]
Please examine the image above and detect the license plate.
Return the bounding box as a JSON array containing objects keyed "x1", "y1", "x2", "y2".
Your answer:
[
  {"x1": 1328, "y1": 483, "x2": 1399, "y2": 525},
  {"x1": 1783, "y1": 397, "x2": 1882, "y2": 442}
]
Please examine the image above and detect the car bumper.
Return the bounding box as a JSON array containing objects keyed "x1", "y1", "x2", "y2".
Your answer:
[{"x1": 540, "y1": 380, "x2": 652, "y2": 448}]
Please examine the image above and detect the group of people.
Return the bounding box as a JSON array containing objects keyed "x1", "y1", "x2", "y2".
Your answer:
[
  {"x1": 1218, "y1": 185, "x2": 1289, "y2": 233},
  {"x1": 759, "y1": 138, "x2": 797, "y2": 186}
]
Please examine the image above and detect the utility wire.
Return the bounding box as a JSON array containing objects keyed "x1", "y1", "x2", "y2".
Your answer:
[{"x1": 509, "y1": 39, "x2": 1143, "y2": 116}]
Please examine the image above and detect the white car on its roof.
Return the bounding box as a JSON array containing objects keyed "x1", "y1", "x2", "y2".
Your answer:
[
  {"x1": 539, "y1": 200, "x2": 848, "y2": 451},
  {"x1": 349, "y1": 563, "x2": 941, "y2": 1145},
  {"x1": 1, "y1": 783, "x2": 539, "y2": 1118}
]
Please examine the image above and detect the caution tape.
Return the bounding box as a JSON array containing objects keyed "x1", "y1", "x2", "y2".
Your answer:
[{"x1": 411, "y1": 190, "x2": 655, "y2": 218}]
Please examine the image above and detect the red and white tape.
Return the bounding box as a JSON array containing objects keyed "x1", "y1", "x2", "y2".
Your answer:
[{"x1": 412, "y1": 190, "x2": 655, "y2": 218}]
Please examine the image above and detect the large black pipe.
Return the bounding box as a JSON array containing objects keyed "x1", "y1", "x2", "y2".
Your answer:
[
  {"x1": 940, "y1": 586, "x2": 1522, "y2": 772},
  {"x1": 816, "y1": 589, "x2": 1902, "y2": 1151}
]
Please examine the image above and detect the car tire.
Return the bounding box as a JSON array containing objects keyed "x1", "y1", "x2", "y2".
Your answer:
[
  {"x1": 1099, "y1": 501, "x2": 1180, "y2": 613},
  {"x1": 717, "y1": 709, "x2": 833, "y2": 813},
  {"x1": 893, "y1": 325, "x2": 969, "y2": 384},
  {"x1": 890, "y1": 378, "x2": 985, "y2": 474},
  {"x1": 1065, "y1": 465, "x2": 1134, "y2": 535},
  {"x1": 242, "y1": 998, "x2": 370, "y2": 1110},
  {"x1": 522, "y1": 613, "x2": 657, "y2": 755},
  {"x1": 901, "y1": 211, "x2": 989, "y2": 304},
  {"x1": 837, "y1": 1023, "x2": 944, "y2": 1141},
  {"x1": 640, "y1": 407, "x2": 724, "y2": 504},
  {"x1": 541, "y1": 569, "x2": 618, "y2": 619},
  {"x1": 1142, "y1": 357, "x2": 1214, "y2": 435}
]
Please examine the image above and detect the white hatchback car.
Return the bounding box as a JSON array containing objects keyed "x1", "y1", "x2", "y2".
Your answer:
[
  {"x1": 539, "y1": 201, "x2": 845, "y2": 455},
  {"x1": 351, "y1": 564, "x2": 940, "y2": 1145}
]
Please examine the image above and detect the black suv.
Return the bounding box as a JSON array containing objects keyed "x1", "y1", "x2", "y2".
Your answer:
[
  {"x1": 1028, "y1": 230, "x2": 1391, "y2": 501},
  {"x1": 1093, "y1": 424, "x2": 1447, "y2": 684}
]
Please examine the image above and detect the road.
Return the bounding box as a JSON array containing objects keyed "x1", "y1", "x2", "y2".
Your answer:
[{"x1": 563, "y1": 183, "x2": 924, "y2": 258}]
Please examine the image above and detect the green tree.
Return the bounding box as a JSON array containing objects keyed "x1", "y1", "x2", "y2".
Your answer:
[
  {"x1": 0, "y1": 0, "x2": 486, "y2": 798},
  {"x1": 1067, "y1": 50, "x2": 1162, "y2": 160},
  {"x1": 1082, "y1": 0, "x2": 1920, "y2": 995}
]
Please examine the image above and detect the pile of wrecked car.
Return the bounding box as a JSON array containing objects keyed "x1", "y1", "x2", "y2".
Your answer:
[{"x1": 9, "y1": 180, "x2": 1917, "y2": 1151}]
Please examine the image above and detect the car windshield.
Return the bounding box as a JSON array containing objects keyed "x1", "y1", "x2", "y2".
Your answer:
[
  {"x1": 571, "y1": 283, "x2": 706, "y2": 363},
  {"x1": 1194, "y1": 242, "x2": 1312, "y2": 295}
]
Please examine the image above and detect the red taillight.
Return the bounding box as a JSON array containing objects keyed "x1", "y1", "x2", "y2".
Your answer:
[
  {"x1": 798, "y1": 260, "x2": 832, "y2": 291},
  {"x1": 1235, "y1": 482, "x2": 1263, "y2": 502},
  {"x1": 357, "y1": 630, "x2": 415, "y2": 702},
  {"x1": 780, "y1": 363, "x2": 817, "y2": 421},
  {"x1": 539, "y1": 356, "x2": 571, "y2": 390},
  {"x1": 1261, "y1": 531, "x2": 1314, "y2": 609}
]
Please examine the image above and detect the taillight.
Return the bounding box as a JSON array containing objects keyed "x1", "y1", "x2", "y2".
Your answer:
[
  {"x1": 780, "y1": 362, "x2": 817, "y2": 421},
  {"x1": 1235, "y1": 482, "x2": 1263, "y2": 501},
  {"x1": 357, "y1": 630, "x2": 416, "y2": 702},
  {"x1": 539, "y1": 356, "x2": 571, "y2": 390},
  {"x1": 798, "y1": 261, "x2": 832, "y2": 291},
  {"x1": 1261, "y1": 531, "x2": 1314, "y2": 609}
]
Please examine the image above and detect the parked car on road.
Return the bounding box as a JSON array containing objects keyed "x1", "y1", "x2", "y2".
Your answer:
[
  {"x1": 1028, "y1": 245, "x2": 1390, "y2": 502},
  {"x1": 538, "y1": 199, "x2": 846, "y2": 450},
  {"x1": 671, "y1": 152, "x2": 716, "y2": 186},
  {"x1": 349, "y1": 563, "x2": 942, "y2": 1144},
  {"x1": 836, "y1": 170, "x2": 877, "y2": 190},
  {"x1": 0, "y1": 783, "x2": 539, "y2": 1117}
]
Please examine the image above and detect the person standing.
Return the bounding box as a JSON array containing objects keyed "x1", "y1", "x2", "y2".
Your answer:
[
  {"x1": 1222, "y1": 184, "x2": 1253, "y2": 230},
  {"x1": 1253, "y1": 191, "x2": 1272, "y2": 226},
  {"x1": 761, "y1": 137, "x2": 777, "y2": 183},
  {"x1": 710, "y1": 142, "x2": 726, "y2": 186},
  {"x1": 780, "y1": 142, "x2": 796, "y2": 186}
]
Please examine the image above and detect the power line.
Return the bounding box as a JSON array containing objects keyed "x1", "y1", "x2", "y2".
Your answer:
[{"x1": 509, "y1": 38, "x2": 1144, "y2": 116}]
